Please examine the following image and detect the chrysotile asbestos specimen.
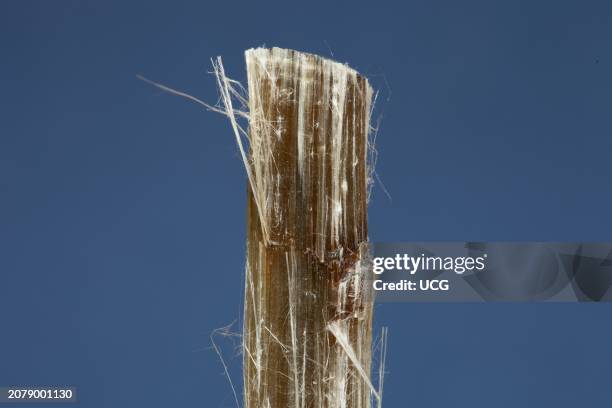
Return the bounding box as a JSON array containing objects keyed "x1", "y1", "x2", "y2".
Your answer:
[{"x1": 241, "y1": 48, "x2": 377, "y2": 408}]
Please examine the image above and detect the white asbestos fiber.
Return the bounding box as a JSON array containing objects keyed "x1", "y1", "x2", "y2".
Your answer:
[
  {"x1": 138, "y1": 46, "x2": 387, "y2": 408},
  {"x1": 215, "y1": 47, "x2": 385, "y2": 408}
]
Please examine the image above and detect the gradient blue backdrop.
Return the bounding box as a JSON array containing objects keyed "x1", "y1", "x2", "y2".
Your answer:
[{"x1": 1, "y1": 1, "x2": 611, "y2": 407}]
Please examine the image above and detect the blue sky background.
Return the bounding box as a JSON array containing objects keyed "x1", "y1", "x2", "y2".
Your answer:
[{"x1": 1, "y1": 1, "x2": 611, "y2": 407}]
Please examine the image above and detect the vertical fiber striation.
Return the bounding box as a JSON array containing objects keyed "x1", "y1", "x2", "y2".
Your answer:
[{"x1": 243, "y1": 47, "x2": 376, "y2": 408}]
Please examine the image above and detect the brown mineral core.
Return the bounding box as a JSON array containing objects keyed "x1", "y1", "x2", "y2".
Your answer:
[{"x1": 243, "y1": 48, "x2": 376, "y2": 408}]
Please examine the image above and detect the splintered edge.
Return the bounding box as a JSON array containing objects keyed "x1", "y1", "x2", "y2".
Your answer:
[{"x1": 245, "y1": 47, "x2": 373, "y2": 93}]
